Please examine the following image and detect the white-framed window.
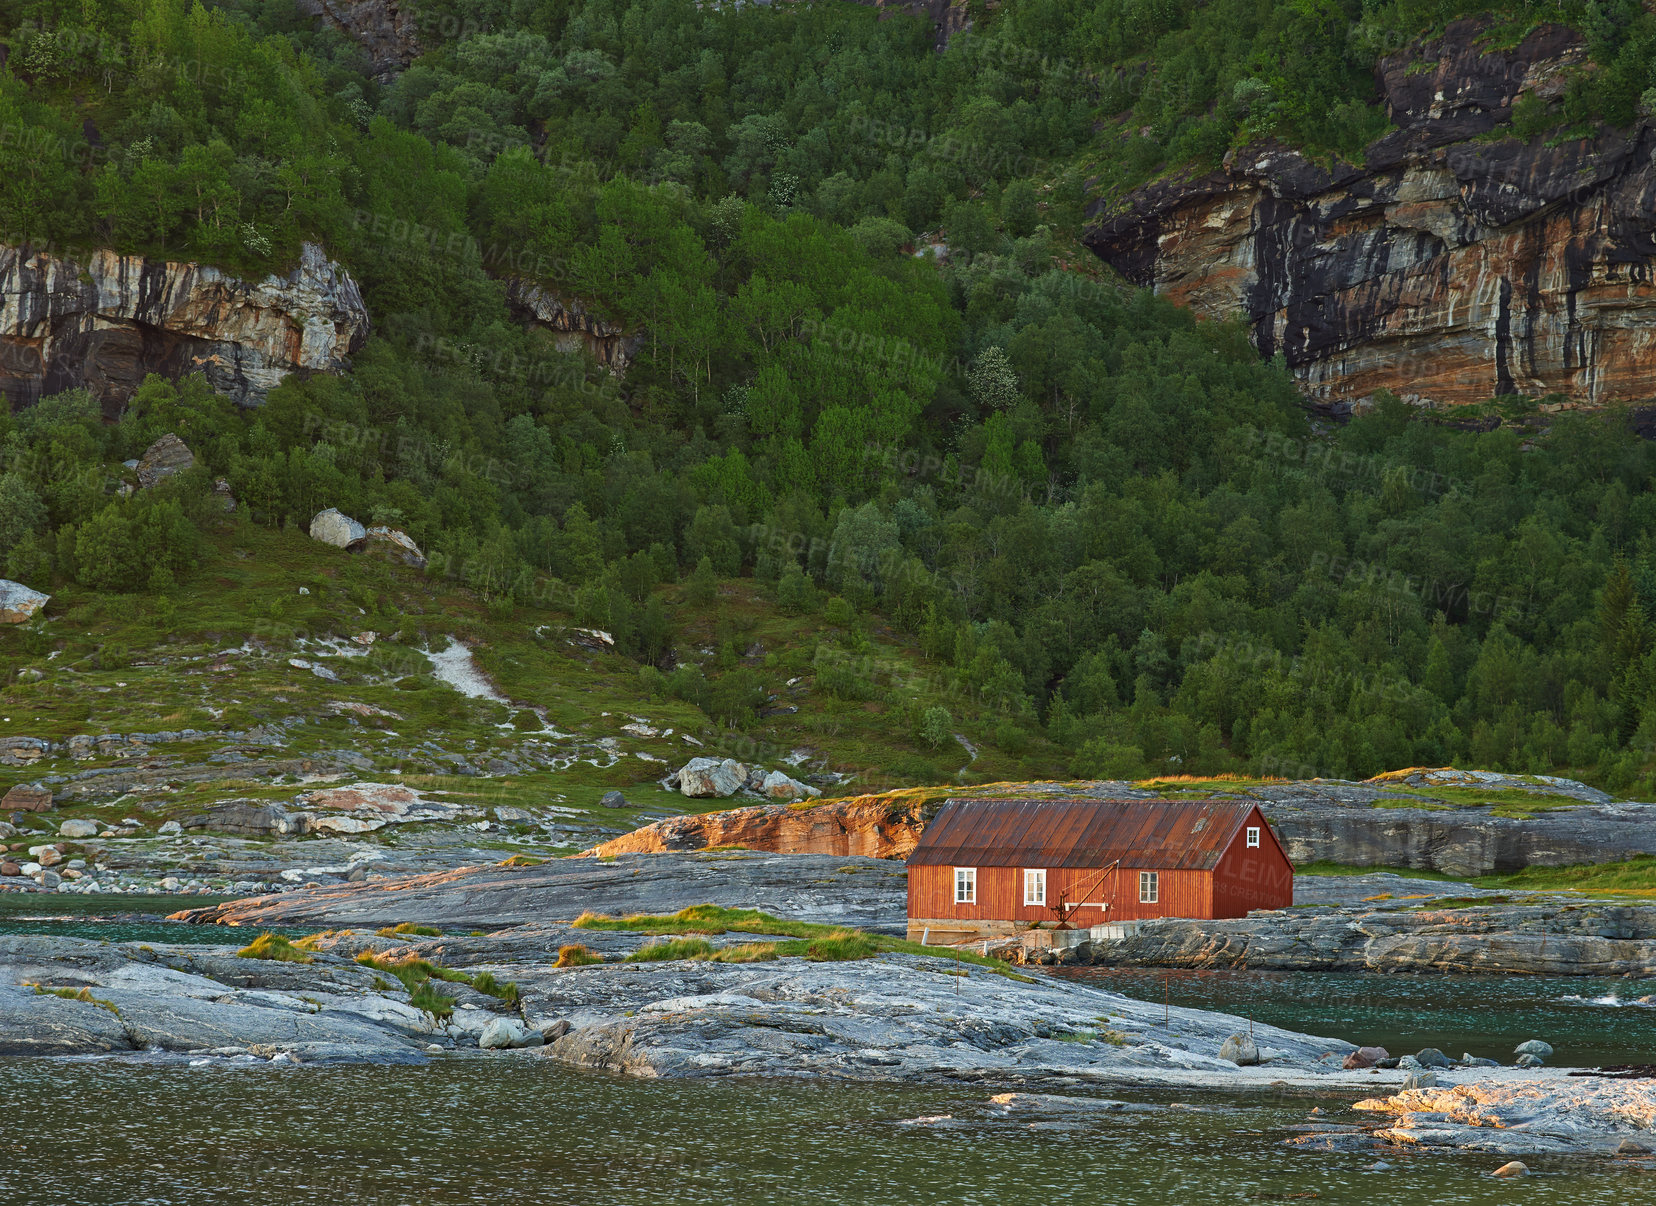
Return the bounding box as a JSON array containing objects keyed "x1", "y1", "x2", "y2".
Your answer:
[
  {"x1": 1024, "y1": 868, "x2": 1047, "y2": 906},
  {"x1": 1139, "y1": 871, "x2": 1159, "y2": 904},
  {"x1": 1246, "y1": 826, "x2": 1261, "y2": 848},
  {"x1": 954, "y1": 867, "x2": 976, "y2": 904}
]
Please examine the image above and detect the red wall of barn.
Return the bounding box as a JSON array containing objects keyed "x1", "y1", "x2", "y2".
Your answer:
[
  {"x1": 906, "y1": 806, "x2": 1295, "y2": 923},
  {"x1": 1208, "y1": 807, "x2": 1295, "y2": 918},
  {"x1": 908, "y1": 864, "x2": 1213, "y2": 923}
]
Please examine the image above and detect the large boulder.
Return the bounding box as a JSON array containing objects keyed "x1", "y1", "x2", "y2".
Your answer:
[
  {"x1": 178, "y1": 801, "x2": 302, "y2": 836},
  {"x1": 1343, "y1": 1045, "x2": 1389, "y2": 1070},
  {"x1": 57, "y1": 820, "x2": 98, "y2": 839},
  {"x1": 310, "y1": 508, "x2": 366, "y2": 548},
  {"x1": 0, "y1": 580, "x2": 48, "y2": 624},
  {"x1": 479, "y1": 1017, "x2": 543, "y2": 1050},
  {"x1": 1219, "y1": 1033, "x2": 1259, "y2": 1066},
  {"x1": 1, "y1": 784, "x2": 52, "y2": 813},
  {"x1": 678, "y1": 757, "x2": 748, "y2": 799},
  {"x1": 360, "y1": 526, "x2": 426, "y2": 568},
  {"x1": 760, "y1": 769, "x2": 821, "y2": 802},
  {"x1": 136, "y1": 433, "x2": 195, "y2": 488}
]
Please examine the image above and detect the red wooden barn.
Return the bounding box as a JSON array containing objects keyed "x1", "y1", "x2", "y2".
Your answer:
[{"x1": 905, "y1": 798, "x2": 1293, "y2": 940}]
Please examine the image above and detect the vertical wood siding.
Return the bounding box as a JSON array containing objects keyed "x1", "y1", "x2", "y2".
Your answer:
[
  {"x1": 910, "y1": 865, "x2": 1212, "y2": 922},
  {"x1": 1208, "y1": 806, "x2": 1295, "y2": 918},
  {"x1": 908, "y1": 805, "x2": 1294, "y2": 923}
]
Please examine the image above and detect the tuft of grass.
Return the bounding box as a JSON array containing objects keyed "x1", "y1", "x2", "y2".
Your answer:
[
  {"x1": 775, "y1": 931, "x2": 878, "y2": 962},
  {"x1": 354, "y1": 951, "x2": 516, "y2": 1007},
  {"x1": 469, "y1": 970, "x2": 519, "y2": 1004},
  {"x1": 554, "y1": 944, "x2": 603, "y2": 968},
  {"x1": 376, "y1": 922, "x2": 442, "y2": 938},
  {"x1": 700, "y1": 942, "x2": 780, "y2": 963},
  {"x1": 236, "y1": 933, "x2": 313, "y2": 963},
  {"x1": 626, "y1": 938, "x2": 716, "y2": 962},
  {"x1": 292, "y1": 930, "x2": 350, "y2": 951},
  {"x1": 500, "y1": 855, "x2": 545, "y2": 867},
  {"x1": 408, "y1": 981, "x2": 453, "y2": 1020},
  {"x1": 30, "y1": 984, "x2": 120, "y2": 1015}
]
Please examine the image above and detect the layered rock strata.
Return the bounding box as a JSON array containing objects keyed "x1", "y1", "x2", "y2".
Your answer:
[
  {"x1": 504, "y1": 279, "x2": 641, "y2": 372},
  {"x1": 1085, "y1": 20, "x2": 1656, "y2": 410},
  {"x1": 0, "y1": 241, "x2": 368, "y2": 411},
  {"x1": 294, "y1": 0, "x2": 425, "y2": 82},
  {"x1": 1089, "y1": 900, "x2": 1656, "y2": 976}
]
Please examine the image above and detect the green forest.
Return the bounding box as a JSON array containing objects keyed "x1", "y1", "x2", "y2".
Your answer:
[{"x1": 7, "y1": 0, "x2": 1656, "y2": 791}]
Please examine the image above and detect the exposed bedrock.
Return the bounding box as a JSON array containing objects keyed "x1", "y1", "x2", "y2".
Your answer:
[
  {"x1": 294, "y1": 1, "x2": 425, "y2": 82},
  {"x1": 1261, "y1": 799, "x2": 1656, "y2": 877},
  {"x1": 173, "y1": 852, "x2": 912, "y2": 932},
  {"x1": 1084, "y1": 19, "x2": 1656, "y2": 410},
  {"x1": 589, "y1": 779, "x2": 1656, "y2": 878},
  {"x1": 587, "y1": 796, "x2": 929, "y2": 860},
  {"x1": 504, "y1": 279, "x2": 642, "y2": 373},
  {"x1": 0, "y1": 241, "x2": 369, "y2": 412},
  {"x1": 854, "y1": 0, "x2": 974, "y2": 51},
  {"x1": 1091, "y1": 902, "x2": 1656, "y2": 976}
]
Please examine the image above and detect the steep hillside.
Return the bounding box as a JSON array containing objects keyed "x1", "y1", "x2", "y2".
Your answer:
[{"x1": 9, "y1": 0, "x2": 1656, "y2": 813}]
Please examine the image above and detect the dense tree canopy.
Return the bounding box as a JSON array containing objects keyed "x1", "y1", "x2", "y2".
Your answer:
[{"x1": 7, "y1": 0, "x2": 1656, "y2": 789}]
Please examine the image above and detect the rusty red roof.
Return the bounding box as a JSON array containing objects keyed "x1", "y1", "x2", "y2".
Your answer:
[{"x1": 905, "y1": 798, "x2": 1263, "y2": 870}]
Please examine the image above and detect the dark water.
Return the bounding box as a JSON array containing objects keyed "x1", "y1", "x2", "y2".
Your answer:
[
  {"x1": 1059, "y1": 967, "x2": 1656, "y2": 1067},
  {"x1": 0, "y1": 1059, "x2": 1646, "y2": 1204},
  {"x1": 0, "y1": 895, "x2": 307, "y2": 945}
]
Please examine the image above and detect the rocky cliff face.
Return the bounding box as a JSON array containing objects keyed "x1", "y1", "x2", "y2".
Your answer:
[
  {"x1": 0, "y1": 241, "x2": 369, "y2": 412},
  {"x1": 1085, "y1": 20, "x2": 1656, "y2": 410},
  {"x1": 294, "y1": 0, "x2": 424, "y2": 81},
  {"x1": 585, "y1": 795, "x2": 930, "y2": 860},
  {"x1": 505, "y1": 279, "x2": 641, "y2": 373},
  {"x1": 1093, "y1": 900, "x2": 1656, "y2": 976},
  {"x1": 855, "y1": 0, "x2": 975, "y2": 51}
]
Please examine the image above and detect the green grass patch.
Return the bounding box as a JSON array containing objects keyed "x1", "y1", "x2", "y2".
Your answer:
[
  {"x1": 1293, "y1": 861, "x2": 1459, "y2": 881},
  {"x1": 376, "y1": 922, "x2": 442, "y2": 938},
  {"x1": 235, "y1": 932, "x2": 313, "y2": 963},
  {"x1": 574, "y1": 903, "x2": 827, "y2": 938},
  {"x1": 354, "y1": 951, "x2": 518, "y2": 1009},
  {"x1": 699, "y1": 942, "x2": 780, "y2": 963},
  {"x1": 582, "y1": 904, "x2": 1036, "y2": 979},
  {"x1": 407, "y1": 981, "x2": 453, "y2": 1020},
  {"x1": 626, "y1": 937, "x2": 717, "y2": 962},
  {"x1": 1375, "y1": 784, "x2": 1588, "y2": 812},
  {"x1": 1481, "y1": 856, "x2": 1656, "y2": 897}
]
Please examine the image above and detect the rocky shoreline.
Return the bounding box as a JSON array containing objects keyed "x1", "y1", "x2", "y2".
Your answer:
[
  {"x1": 4, "y1": 923, "x2": 1653, "y2": 1162},
  {"x1": 1068, "y1": 895, "x2": 1656, "y2": 977},
  {"x1": 5, "y1": 846, "x2": 1655, "y2": 1162}
]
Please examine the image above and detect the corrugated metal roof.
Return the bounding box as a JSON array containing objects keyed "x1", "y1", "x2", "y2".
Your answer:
[{"x1": 905, "y1": 798, "x2": 1259, "y2": 870}]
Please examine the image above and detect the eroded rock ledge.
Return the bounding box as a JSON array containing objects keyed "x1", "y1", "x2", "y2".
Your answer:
[
  {"x1": 0, "y1": 241, "x2": 369, "y2": 411},
  {"x1": 1085, "y1": 19, "x2": 1656, "y2": 410},
  {"x1": 1089, "y1": 900, "x2": 1656, "y2": 976}
]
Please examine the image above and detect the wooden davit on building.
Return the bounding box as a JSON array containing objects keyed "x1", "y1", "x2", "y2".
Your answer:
[{"x1": 905, "y1": 798, "x2": 1293, "y2": 941}]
